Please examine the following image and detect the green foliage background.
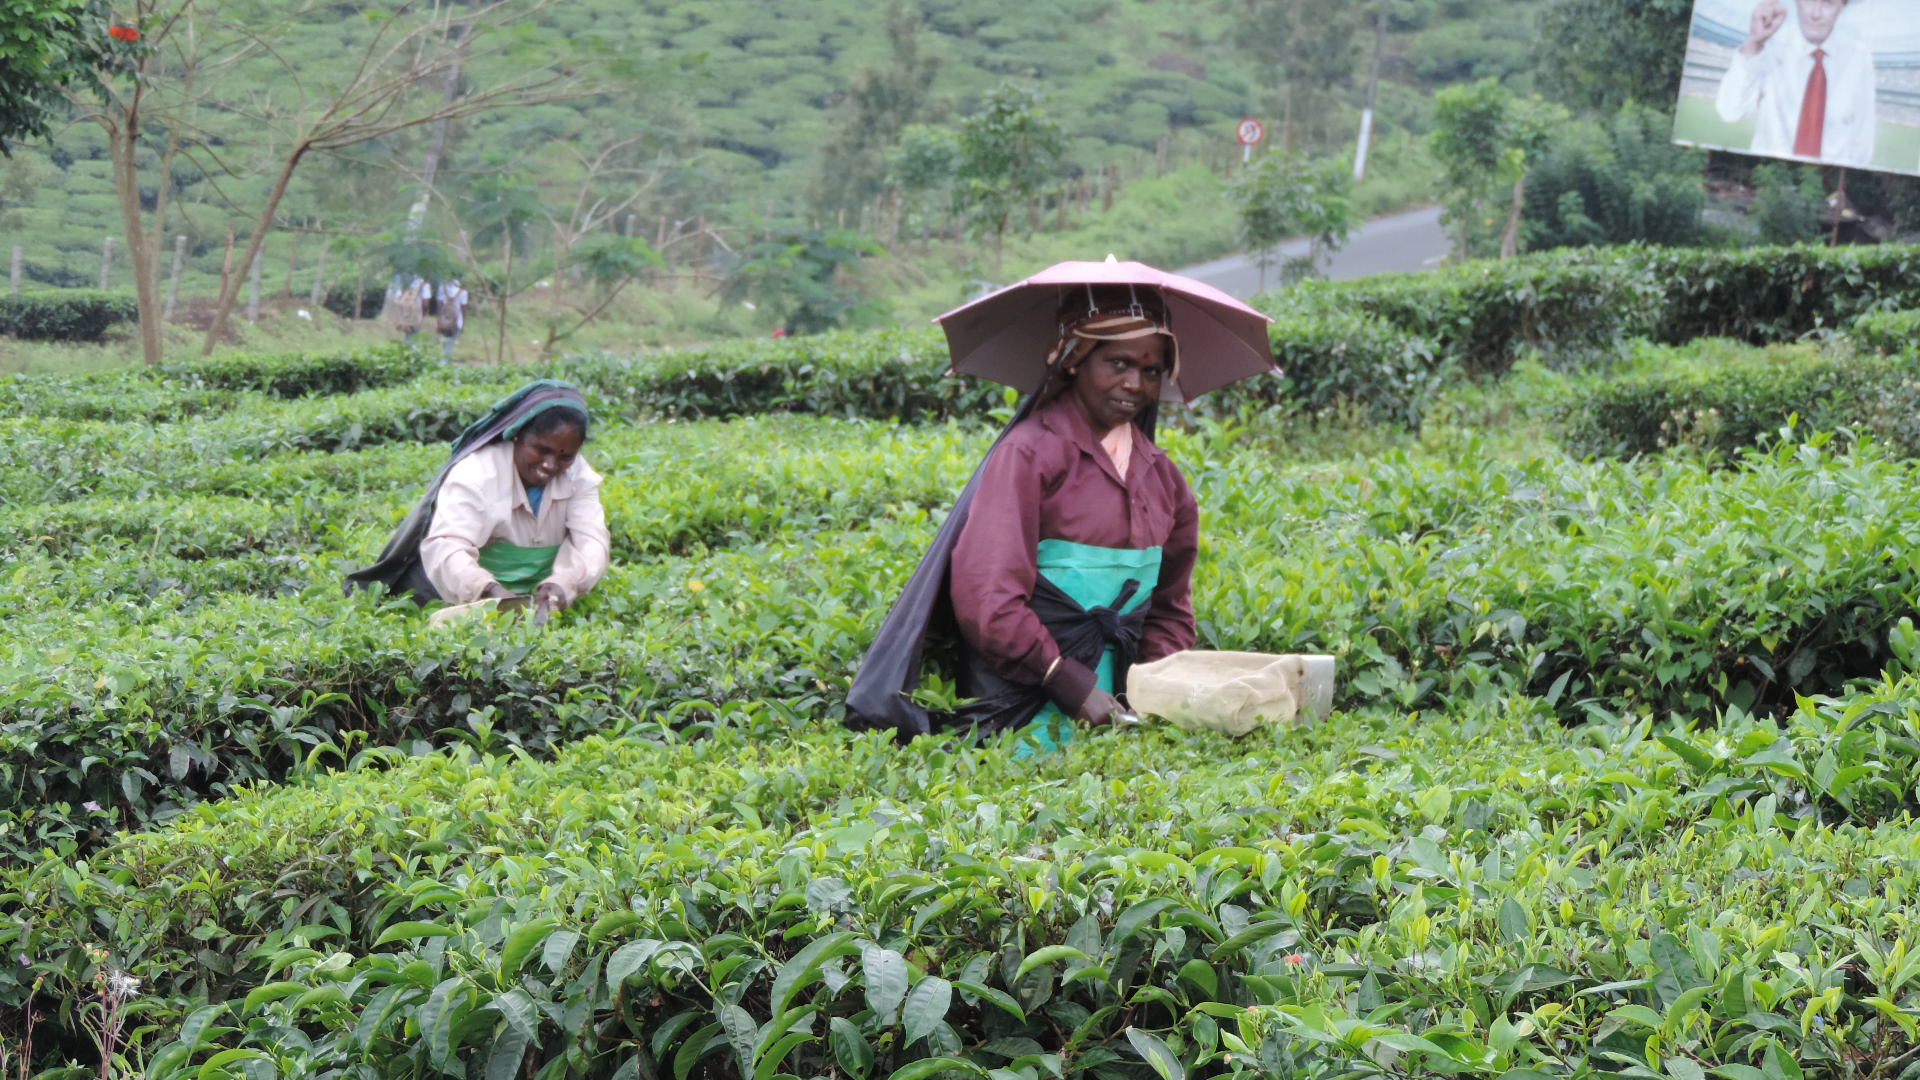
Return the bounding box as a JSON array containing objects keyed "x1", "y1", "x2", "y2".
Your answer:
[{"x1": 0, "y1": 0, "x2": 1546, "y2": 309}]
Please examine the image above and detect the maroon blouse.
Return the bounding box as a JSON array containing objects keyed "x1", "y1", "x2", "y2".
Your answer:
[{"x1": 949, "y1": 395, "x2": 1199, "y2": 711}]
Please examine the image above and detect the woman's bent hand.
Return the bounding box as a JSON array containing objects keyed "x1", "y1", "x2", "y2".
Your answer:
[{"x1": 1078, "y1": 688, "x2": 1122, "y2": 727}]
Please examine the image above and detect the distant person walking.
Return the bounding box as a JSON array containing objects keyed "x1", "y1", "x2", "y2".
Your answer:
[
  {"x1": 388, "y1": 274, "x2": 429, "y2": 346},
  {"x1": 1715, "y1": 0, "x2": 1875, "y2": 167},
  {"x1": 437, "y1": 278, "x2": 470, "y2": 358}
]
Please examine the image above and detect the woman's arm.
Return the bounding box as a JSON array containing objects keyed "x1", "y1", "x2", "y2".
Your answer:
[
  {"x1": 949, "y1": 439, "x2": 1099, "y2": 715},
  {"x1": 543, "y1": 467, "x2": 610, "y2": 607},
  {"x1": 1139, "y1": 474, "x2": 1198, "y2": 663},
  {"x1": 421, "y1": 466, "x2": 503, "y2": 603}
]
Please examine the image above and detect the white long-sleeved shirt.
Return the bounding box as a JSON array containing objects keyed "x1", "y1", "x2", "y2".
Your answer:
[
  {"x1": 440, "y1": 283, "x2": 469, "y2": 331},
  {"x1": 1715, "y1": 26, "x2": 1876, "y2": 167},
  {"x1": 420, "y1": 441, "x2": 610, "y2": 606}
]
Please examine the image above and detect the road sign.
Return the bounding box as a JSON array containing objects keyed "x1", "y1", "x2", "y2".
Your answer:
[{"x1": 1236, "y1": 118, "x2": 1265, "y2": 147}]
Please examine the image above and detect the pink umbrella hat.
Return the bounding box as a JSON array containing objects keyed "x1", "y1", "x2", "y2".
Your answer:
[{"x1": 934, "y1": 258, "x2": 1278, "y2": 402}]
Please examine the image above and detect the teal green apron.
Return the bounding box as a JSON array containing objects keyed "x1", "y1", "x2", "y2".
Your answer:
[
  {"x1": 1017, "y1": 538, "x2": 1162, "y2": 757},
  {"x1": 477, "y1": 541, "x2": 560, "y2": 595}
]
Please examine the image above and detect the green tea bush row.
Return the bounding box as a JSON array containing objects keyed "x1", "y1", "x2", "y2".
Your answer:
[
  {"x1": 1639, "y1": 244, "x2": 1920, "y2": 344},
  {"x1": 1268, "y1": 247, "x2": 1663, "y2": 376},
  {"x1": 0, "y1": 289, "x2": 138, "y2": 341},
  {"x1": 9, "y1": 423, "x2": 1920, "y2": 869},
  {"x1": 1560, "y1": 346, "x2": 1920, "y2": 459},
  {"x1": 0, "y1": 345, "x2": 426, "y2": 422},
  {"x1": 0, "y1": 420, "x2": 987, "y2": 861},
  {"x1": 1652, "y1": 664, "x2": 1920, "y2": 827},
  {"x1": 158, "y1": 344, "x2": 426, "y2": 397},
  {"x1": 1248, "y1": 312, "x2": 1445, "y2": 429},
  {"x1": 1196, "y1": 437, "x2": 1920, "y2": 725},
  {"x1": 0, "y1": 384, "x2": 501, "y2": 504},
  {"x1": 11, "y1": 705, "x2": 1919, "y2": 1078},
  {"x1": 1846, "y1": 307, "x2": 1920, "y2": 356},
  {"x1": 1248, "y1": 244, "x2": 1920, "y2": 420}
]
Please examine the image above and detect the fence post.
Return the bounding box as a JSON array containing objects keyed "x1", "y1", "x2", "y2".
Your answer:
[
  {"x1": 219, "y1": 224, "x2": 236, "y2": 304},
  {"x1": 163, "y1": 235, "x2": 187, "y2": 320},
  {"x1": 246, "y1": 249, "x2": 263, "y2": 323},
  {"x1": 309, "y1": 244, "x2": 328, "y2": 307},
  {"x1": 100, "y1": 236, "x2": 115, "y2": 289},
  {"x1": 9, "y1": 246, "x2": 20, "y2": 296}
]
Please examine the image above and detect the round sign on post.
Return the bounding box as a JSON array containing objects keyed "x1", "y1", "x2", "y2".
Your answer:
[{"x1": 1236, "y1": 117, "x2": 1264, "y2": 163}]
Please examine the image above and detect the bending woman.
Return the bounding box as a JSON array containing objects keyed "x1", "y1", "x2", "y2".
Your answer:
[
  {"x1": 847, "y1": 286, "x2": 1197, "y2": 747},
  {"x1": 346, "y1": 379, "x2": 610, "y2": 610}
]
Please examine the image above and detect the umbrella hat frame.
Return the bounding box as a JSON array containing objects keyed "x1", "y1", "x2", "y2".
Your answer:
[{"x1": 934, "y1": 259, "x2": 1279, "y2": 403}]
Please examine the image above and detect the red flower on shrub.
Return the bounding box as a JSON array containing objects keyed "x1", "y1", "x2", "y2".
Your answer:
[{"x1": 108, "y1": 25, "x2": 141, "y2": 41}]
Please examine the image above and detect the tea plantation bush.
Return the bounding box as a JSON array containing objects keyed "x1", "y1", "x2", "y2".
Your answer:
[
  {"x1": 1252, "y1": 243, "x2": 1920, "y2": 427},
  {"x1": 1561, "y1": 345, "x2": 1920, "y2": 459},
  {"x1": 1847, "y1": 307, "x2": 1920, "y2": 356},
  {"x1": 4, "y1": 403, "x2": 1918, "y2": 866},
  {"x1": 0, "y1": 289, "x2": 138, "y2": 341},
  {"x1": 11, "y1": 703, "x2": 1920, "y2": 1079},
  {"x1": 7, "y1": 324, "x2": 1920, "y2": 1079}
]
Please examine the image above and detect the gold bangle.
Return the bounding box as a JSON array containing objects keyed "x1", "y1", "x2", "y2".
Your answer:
[{"x1": 1042, "y1": 656, "x2": 1063, "y2": 684}]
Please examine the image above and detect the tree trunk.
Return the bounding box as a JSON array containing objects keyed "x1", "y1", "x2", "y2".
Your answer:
[
  {"x1": 106, "y1": 103, "x2": 163, "y2": 366},
  {"x1": 495, "y1": 232, "x2": 513, "y2": 362},
  {"x1": 283, "y1": 231, "x2": 299, "y2": 300},
  {"x1": 202, "y1": 144, "x2": 309, "y2": 354},
  {"x1": 406, "y1": 25, "x2": 469, "y2": 236},
  {"x1": 220, "y1": 224, "x2": 237, "y2": 312},
  {"x1": 1499, "y1": 173, "x2": 1526, "y2": 259},
  {"x1": 164, "y1": 235, "x2": 186, "y2": 320}
]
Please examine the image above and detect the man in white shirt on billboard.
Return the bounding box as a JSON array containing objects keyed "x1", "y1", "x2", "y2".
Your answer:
[{"x1": 1715, "y1": 0, "x2": 1876, "y2": 167}]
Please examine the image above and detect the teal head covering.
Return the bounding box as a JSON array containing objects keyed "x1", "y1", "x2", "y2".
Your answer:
[{"x1": 449, "y1": 379, "x2": 589, "y2": 456}]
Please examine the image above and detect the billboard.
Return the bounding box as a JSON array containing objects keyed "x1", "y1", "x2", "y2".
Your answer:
[{"x1": 1674, "y1": 0, "x2": 1920, "y2": 176}]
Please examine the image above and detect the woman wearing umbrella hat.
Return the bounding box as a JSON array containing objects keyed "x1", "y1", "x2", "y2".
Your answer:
[{"x1": 846, "y1": 260, "x2": 1276, "y2": 750}]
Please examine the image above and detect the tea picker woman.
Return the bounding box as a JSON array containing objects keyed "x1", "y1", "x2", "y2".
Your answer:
[
  {"x1": 846, "y1": 262, "x2": 1276, "y2": 751},
  {"x1": 345, "y1": 379, "x2": 610, "y2": 614}
]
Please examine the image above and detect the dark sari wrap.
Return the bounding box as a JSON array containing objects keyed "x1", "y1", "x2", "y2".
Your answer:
[
  {"x1": 343, "y1": 379, "x2": 588, "y2": 602},
  {"x1": 843, "y1": 372, "x2": 1162, "y2": 741},
  {"x1": 847, "y1": 283, "x2": 1180, "y2": 740}
]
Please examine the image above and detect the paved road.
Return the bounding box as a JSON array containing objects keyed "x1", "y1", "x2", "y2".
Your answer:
[{"x1": 1177, "y1": 205, "x2": 1449, "y2": 299}]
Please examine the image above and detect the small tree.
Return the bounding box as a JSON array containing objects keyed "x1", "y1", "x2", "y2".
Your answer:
[
  {"x1": 888, "y1": 123, "x2": 960, "y2": 243},
  {"x1": 1536, "y1": 0, "x2": 1692, "y2": 112},
  {"x1": 1751, "y1": 164, "x2": 1827, "y2": 245},
  {"x1": 1523, "y1": 104, "x2": 1705, "y2": 250},
  {"x1": 460, "y1": 172, "x2": 548, "y2": 362},
  {"x1": 0, "y1": 0, "x2": 108, "y2": 153},
  {"x1": 1230, "y1": 0, "x2": 1367, "y2": 152},
  {"x1": 725, "y1": 227, "x2": 885, "y2": 336},
  {"x1": 1232, "y1": 150, "x2": 1355, "y2": 290},
  {"x1": 954, "y1": 83, "x2": 1064, "y2": 264},
  {"x1": 59, "y1": 0, "x2": 599, "y2": 364},
  {"x1": 1430, "y1": 79, "x2": 1565, "y2": 259},
  {"x1": 538, "y1": 235, "x2": 662, "y2": 355}
]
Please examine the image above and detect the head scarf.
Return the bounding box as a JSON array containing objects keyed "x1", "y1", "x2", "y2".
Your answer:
[
  {"x1": 345, "y1": 379, "x2": 588, "y2": 602},
  {"x1": 1059, "y1": 281, "x2": 1180, "y2": 380}
]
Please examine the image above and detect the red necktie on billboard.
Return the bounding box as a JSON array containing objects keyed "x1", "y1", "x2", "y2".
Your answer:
[{"x1": 1794, "y1": 49, "x2": 1828, "y2": 158}]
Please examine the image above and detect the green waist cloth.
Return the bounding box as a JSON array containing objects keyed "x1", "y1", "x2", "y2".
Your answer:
[
  {"x1": 1020, "y1": 538, "x2": 1162, "y2": 757},
  {"x1": 477, "y1": 541, "x2": 560, "y2": 595}
]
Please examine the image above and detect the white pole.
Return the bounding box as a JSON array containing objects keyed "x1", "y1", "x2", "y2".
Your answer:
[
  {"x1": 164, "y1": 235, "x2": 186, "y2": 320},
  {"x1": 1353, "y1": 108, "x2": 1375, "y2": 180},
  {"x1": 1355, "y1": 0, "x2": 1391, "y2": 181},
  {"x1": 1242, "y1": 142, "x2": 1252, "y2": 165},
  {"x1": 246, "y1": 249, "x2": 263, "y2": 323}
]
